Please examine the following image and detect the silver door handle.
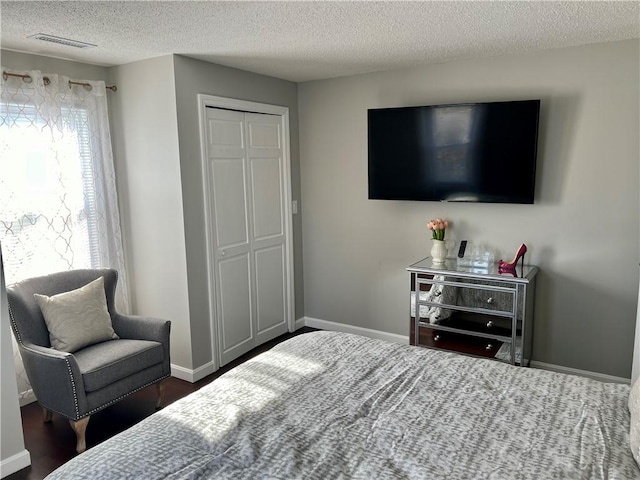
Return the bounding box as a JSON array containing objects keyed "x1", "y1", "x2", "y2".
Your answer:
[{"x1": 220, "y1": 250, "x2": 226, "y2": 256}]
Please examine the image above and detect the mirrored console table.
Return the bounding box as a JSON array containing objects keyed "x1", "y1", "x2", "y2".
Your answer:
[{"x1": 407, "y1": 257, "x2": 538, "y2": 366}]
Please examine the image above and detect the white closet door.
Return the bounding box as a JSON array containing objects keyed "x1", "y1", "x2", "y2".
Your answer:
[
  {"x1": 205, "y1": 107, "x2": 288, "y2": 366},
  {"x1": 246, "y1": 113, "x2": 288, "y2": 345}
]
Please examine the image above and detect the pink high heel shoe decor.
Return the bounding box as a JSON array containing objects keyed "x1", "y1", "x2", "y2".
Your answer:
[{"x1": 498, "y1": 243, "x2": 527, "y2": 274}]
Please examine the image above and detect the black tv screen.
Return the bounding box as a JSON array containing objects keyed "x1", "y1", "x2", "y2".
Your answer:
[{"x1": 368, "y1": 100, "x2": 540, "y2": 203}]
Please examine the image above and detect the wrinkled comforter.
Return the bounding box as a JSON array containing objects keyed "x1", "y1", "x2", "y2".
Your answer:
[{"x1": 46, "y1": 331, "x2": 639, "y2": 479}]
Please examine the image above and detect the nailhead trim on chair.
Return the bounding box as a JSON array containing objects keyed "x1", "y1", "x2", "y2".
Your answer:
[
  {"x1": 64, "y1": 357, "x2": 80, "y2": 419},
  {"x1": 36, "y1": 375, "x2": 172, "y2": 421},
  {"x1": 25, "y1": 373, "x2": 170, "y2": 421},
  {"x1": 8, "y1": 300, "x2": 82, "y2": 418},
  {"x1": 81, "y1": 374, "x2": 170, "y2": 419},
  {"x1": 7, "y1": 300, "x2": 23, "y2": 344}
]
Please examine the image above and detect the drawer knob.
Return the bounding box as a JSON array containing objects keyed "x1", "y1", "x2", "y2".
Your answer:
[
  {"x1": 485, "y1": 343, "x2": 493, "y2": 351},
  {"x1": 487, "y1": 297, "x2": 494, "y2": 304},
  {"x1": 434, "y1": 335, "x2": 441, "y2": 342},
  {"x1": 486, "y1": 321, "x2": 493, "y2": 329}
]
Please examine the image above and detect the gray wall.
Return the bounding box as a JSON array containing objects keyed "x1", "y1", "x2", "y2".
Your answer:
[
  {"x1": 172, "y1": 55, "x2": 303, "y2": 368},
  {"x1": 1, "y1": 251, "x2": 30, "y2": 476},
  {"x1": 298, "y1": 39, "x2": 640, "y2": 378},
  {"x1": 108, "y1": 56, "x2": 194, "y2": 369},
  {"x1": 1, "y1": 50, "x2": 108, "y2": 80}
]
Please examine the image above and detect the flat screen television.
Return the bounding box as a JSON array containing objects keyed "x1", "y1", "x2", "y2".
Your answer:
[{"x1": 368, "y1": 99, "x2": 540, "y2": 203}]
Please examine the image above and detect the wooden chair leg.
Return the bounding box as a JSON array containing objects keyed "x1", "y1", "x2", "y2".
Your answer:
[
  {"x1": 42, "y1": 407, "x2": 53, "y2": 423},
  {"x1": 155, "y1": 379, "x2": 166, "y2": 409},
  {"x1": 70, "y1": 416, "x2": 90, "y2": 453}
]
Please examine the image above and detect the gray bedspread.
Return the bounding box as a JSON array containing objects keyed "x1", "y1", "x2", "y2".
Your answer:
[{"x1": 46, "y1": 331, "x2": 639, "y2": 479}]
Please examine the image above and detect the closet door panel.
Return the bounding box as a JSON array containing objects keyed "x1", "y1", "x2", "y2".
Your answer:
[
  {"x1": 254, "y1": 244, "x2": 286, "y2": 336},
  {"x1": 211, "y1": 157, "x2": 249, "y2": 249},
  {"x1": 217, "y1": 254, "x2": 253, "y2": 364},
  {"x1": 250, "y1": 156, "x2": 283, "y2": 240},
  {"x1": 246, "y1": 113, "x2": 288, "y2": 345},
  {"x1": 206, "y1": 108, "x2": 254, "y2": 365}
]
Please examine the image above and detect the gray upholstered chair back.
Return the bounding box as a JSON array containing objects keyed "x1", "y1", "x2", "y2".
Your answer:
[{"x1": 7, "y1": 269, "x2": 118, "y2": 348}]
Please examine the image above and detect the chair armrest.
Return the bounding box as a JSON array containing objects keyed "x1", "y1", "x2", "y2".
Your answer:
[
  {"x1": 111, "y1": 313, "x2": 170, "y2": 343},
  {"x1": 18, "y1": 343, "x2": 88, "y2": 420},
  {"x1": 111, "y1": 313, "x2": 171, "y2": 370}
]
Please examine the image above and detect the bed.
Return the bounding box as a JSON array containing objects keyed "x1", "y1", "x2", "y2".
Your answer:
[{"x1": 46, "y1": 331, "x2": 639, "y2": 479}]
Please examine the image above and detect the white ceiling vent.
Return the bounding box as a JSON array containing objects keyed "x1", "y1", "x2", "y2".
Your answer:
[{"x1": 27, "y1": 33, "x2": 96, "y2": 49}]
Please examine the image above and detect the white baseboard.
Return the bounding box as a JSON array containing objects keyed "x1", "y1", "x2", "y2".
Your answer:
[
  {"x1": 302, "y1": 316, "x2": 409, "y2": 345},
  {"x1": 530, "y1": 360, "x2": 630, "y2": 384},
  {"x1": 172, "y1": 319, "x2": 310, "y2": 382},
  {"x1": 1, "y1": 449, "x2": 31, "y2": 478},
  {"x1": 171, "y1": 318, "x2": 320, "y2": 382},
  {"x1": 171, "y1": 361, "x2": 216, "y2": 383},
  {"x1": 294, "y1": 317, "x2": 306, "y2": 330},
  {"x1": 298, "y1": 317, "x2": 630, "y2": 384}
]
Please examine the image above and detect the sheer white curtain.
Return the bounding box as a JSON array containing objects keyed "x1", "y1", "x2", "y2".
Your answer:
[{"x1": 0, "y1": 68, "x2": 129, "y2": 404}]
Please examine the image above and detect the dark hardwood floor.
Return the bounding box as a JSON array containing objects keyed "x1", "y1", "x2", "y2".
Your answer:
[{"x1": 6, "y1": 327, "x2": 318, "y2": 480}]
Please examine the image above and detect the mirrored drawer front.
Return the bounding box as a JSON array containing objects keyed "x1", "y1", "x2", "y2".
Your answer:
[
  {"x1": 426, "y1": 329, "x2": 502, "y2": 359},
  {"x1": 455, "y1": 286, "x2": 513, "y2": 314},
  {"x1": 436, "y1": 314, "x2": 514, "y2": 337},
  {"x1": 416, "y1": 276, "x2": 518, "y2": 315}
]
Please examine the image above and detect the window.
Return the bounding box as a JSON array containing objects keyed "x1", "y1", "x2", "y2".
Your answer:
[
  {"x1": 1, "y1": 102, "x2": 101, "y2": 283},
  {"x1": 0, "y1": 69, "x2": 128, "y2": 300}
]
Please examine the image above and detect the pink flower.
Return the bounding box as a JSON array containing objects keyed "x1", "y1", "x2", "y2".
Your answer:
[{"x1": 427, "y1": 217, "x2": 449, "y2": 240}]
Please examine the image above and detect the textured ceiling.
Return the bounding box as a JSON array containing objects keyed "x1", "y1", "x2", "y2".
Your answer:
[{"x1": 1, "y1": 1, "x2": 639, "y2": 82}]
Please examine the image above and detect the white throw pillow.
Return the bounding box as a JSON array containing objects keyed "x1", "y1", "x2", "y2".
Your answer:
[
  {"x1": 629, "y1": 377, "x2": 640, "y2": 468},
  {"x1": 34, "y1": 276, "x2": 118, "y2": 353}
]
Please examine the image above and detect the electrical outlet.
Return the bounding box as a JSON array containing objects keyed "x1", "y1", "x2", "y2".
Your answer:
[{"x1": 292, "y1": 200, "x2": 298, "y2": 214}]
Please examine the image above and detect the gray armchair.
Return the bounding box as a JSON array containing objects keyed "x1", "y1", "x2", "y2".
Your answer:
[{"x1": 7, "y1": 268, "x2": 171, "y2": 453}]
